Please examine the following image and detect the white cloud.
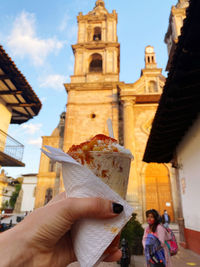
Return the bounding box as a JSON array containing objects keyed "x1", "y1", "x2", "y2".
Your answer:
[
  {"x1": 7, "y1": 11, "x2": 63, "y2": 65},
  {"x1": 21, "y1": 123, "x2": 42, "y2": 135},
  {"x1": 39, "y1": 74, "x2": 68, "y2": 91},
  {"x1": 27, "y1": 137, "x2": 42, "y2": 147}
]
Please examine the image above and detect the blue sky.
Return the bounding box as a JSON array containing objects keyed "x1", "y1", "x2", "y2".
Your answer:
[{"x1": 1, "y1": 0, "x2": 177, "y2": 177}]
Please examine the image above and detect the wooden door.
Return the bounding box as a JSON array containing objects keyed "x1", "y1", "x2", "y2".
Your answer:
[{"x1": 145, "y1": 163, "x2": 174, "y2": 221}]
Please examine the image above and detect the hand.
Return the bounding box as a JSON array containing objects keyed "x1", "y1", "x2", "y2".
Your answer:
[{"x1": 0, "y1": 192, "x2": 123, "y2": 267}]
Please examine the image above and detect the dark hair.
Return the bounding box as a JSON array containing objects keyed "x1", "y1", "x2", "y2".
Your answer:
[{"x1": 146, "y1": 209, "x2": 161, "y2": 233}]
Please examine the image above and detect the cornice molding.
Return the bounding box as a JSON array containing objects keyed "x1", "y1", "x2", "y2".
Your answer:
[{"x1": 72, "y1": 42, "x2": 120, "y2": 51}]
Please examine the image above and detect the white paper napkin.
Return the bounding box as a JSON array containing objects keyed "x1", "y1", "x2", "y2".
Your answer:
[{"x1": 42, "y1": 146, "x2": 133, "y2": 267}]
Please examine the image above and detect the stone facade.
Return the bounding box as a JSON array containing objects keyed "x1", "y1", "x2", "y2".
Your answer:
[
  {"x1": 165, "y1": 0, "x2": 189, "y2": 70},
  {"x1": 34, "y1": 0, "x2": 177, "y2": 222},
  {"x1": 34, "y1": 112, "x2": 65, "y2": 208},
  {"x1": 118, "y1": 46, "x2": 177, "y2": 221}
]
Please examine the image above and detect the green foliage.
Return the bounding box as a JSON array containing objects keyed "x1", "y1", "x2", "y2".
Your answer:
[
  {"x1": 121, "y1": 213, "x2": 144, "y2": 255},
  {"x1": 9, "y1": 184, "x2": 21, "y2": 208},
  {"x1": 2, "y1": 200, "x2": 9, "y2": 209}
]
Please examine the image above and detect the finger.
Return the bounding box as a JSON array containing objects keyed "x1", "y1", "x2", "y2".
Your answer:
[
  {"x1": 55, "y1": 197, "x2": 124, "y2": 223},
  {"x1": 104, "y1": 249, "x2": 122, "y2": 262}
]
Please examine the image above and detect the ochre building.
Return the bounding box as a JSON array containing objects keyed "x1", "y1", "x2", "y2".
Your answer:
[{"x1": 35, "y1": 0, "x2": 178, "y2": 222}]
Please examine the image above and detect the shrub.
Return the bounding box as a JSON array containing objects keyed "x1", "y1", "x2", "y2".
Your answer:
[
  {"x1": 121, "y1": 213, "x2": 144, "y2": 255},
  {"x1": 9, "y1": 184, "x2": 21, "y2": 208}
]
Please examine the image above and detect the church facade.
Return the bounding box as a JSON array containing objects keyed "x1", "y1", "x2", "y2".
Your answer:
[{"x1": 35, "y1": 0, "x2": 179, "y2": 222}]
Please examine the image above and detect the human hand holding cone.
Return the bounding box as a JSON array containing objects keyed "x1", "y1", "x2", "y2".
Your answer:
[{"x1": 42, "y1": 137, "x2": 133, "y2": 267}]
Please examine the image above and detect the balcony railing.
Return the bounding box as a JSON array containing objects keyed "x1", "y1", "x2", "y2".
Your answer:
[{"x1": 0, "y1": 129, "x2": 24, "y2": 162}]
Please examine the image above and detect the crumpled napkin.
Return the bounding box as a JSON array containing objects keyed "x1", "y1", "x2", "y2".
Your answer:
[{"x1": 42, "y1": 146, "x2": 133, "y2": 267}]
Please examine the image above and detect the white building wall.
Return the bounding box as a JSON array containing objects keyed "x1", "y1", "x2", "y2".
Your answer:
[
  {"x1": 20, "y1": 176, "x2": 37, "y2": 212},
  {"x1": 177, "y1": 115, "x2": 200, "y2": 232}
]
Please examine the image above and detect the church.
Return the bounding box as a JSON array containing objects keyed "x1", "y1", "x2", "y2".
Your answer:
[{"x1": 35, "y1": 0, "x2": 187, "y2": 222}]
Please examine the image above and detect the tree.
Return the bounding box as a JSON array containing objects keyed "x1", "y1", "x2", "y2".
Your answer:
[
  {"x1": 121, "y1": 213, "x2": 144, "y2": 255},
  {"x1": 9, "y1": 184, "x2": 21, "y2": 209}
]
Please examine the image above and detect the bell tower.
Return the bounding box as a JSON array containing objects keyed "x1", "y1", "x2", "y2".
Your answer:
[
  {"x1": 145, "y1": 46, "x2": 157, "y2": 69},
  {"x1": 63, "y1": 0, "x2": 120, "y2": 152},
  {"x1": 71, "y1": 0, "x2": 119, "y2": 83}
]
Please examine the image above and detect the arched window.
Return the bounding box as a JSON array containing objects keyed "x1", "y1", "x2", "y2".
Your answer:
[
  {"x1": 44, "y1": 188, "x2": 53, "y2": 205},
  {"x1": 93, "y1": 27, "x2": 101, "y2": 41},
  {"x1": 148, "y1": 81, "x2": 157, "y2": 93},
  {"x1": 89, "y1": 53, "x2": 102, "y2": 73}
]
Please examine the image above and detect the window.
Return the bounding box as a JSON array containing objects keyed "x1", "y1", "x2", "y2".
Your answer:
[
  {"x1": 93, "y1": 27, "x2": 101, "y2": 41},
  {"x1": 90, "y1": 113, "x2": 96, "y2": 119},
  {"x1": 148, "y1": 81, "x2": 157, "y2": 93},
  {"x1": 89, "y1": 53, "x2": 102, "y2": 73},
  {"x1": 44, "y1": 188, "x2": 53, "y2": 205},
  {"x1": 49, "y1": 159, "x2": 55, "y2": 172}
]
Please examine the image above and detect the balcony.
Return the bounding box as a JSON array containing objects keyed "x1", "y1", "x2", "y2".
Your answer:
[{"x1": 0, "y1": 129, "x2": 25, "y2": 167}]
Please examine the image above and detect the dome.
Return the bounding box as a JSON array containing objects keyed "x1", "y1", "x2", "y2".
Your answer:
[
  {"x1": 60, "y1": 112, "x2": 66, "y2": 120},
  {"x1": 95, "y1": 0, "x2": 105, "y2": 8},
  {"x1": 51, "y1": 111, "x2": 66, "y2": 136}
]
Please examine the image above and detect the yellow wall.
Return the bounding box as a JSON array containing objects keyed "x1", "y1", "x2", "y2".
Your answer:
[
  {"x1": 0, "y1": 99, "x2": 12, "y2": 152},
  {"x1": 0, "y1": 98, "x2": 12, "y2": 133}
]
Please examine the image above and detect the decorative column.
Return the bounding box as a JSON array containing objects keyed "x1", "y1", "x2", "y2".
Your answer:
[
  {"x1": 121, "y1": 96, "x2": 139, "y2": 203},
  {"x1": 122, "y1": 96, "x2": 142, "y2": 217},
  {"x1": 112, "y1": 87, "x2": 119, "y2": 140},
  {"x1": 172, "y1": 155, "x2": 186, "y2": 247},
  {"x1": 122, "y1": 96, "x2": 136, "y2": 151}
]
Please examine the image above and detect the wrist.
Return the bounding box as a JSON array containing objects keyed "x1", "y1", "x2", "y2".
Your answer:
[{"x1": 0, "y1": 223, "x2": 33, "y2": 267}]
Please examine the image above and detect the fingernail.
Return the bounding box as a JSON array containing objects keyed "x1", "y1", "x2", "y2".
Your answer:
[{"x1": 112, "y1": 203, "x2": 123, "y2": 214}]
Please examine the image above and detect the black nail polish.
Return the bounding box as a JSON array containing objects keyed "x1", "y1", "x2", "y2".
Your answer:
[{"x1": 112, "y1": 203, "x2": 123, "y2": 214}]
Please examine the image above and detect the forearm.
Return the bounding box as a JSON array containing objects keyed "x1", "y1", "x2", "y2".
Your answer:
[{"x1": 0, "y1": 224, "x2": 33, "y2": 267}]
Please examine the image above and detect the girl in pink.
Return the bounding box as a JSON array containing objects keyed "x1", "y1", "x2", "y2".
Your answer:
[{"x1": 142, "y1": 209, "x2": 172, "y2": 267}]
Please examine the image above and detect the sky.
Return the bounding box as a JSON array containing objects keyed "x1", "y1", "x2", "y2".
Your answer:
[{"x1": 0, "y1": 0, "x2": 177, "y2": 177}]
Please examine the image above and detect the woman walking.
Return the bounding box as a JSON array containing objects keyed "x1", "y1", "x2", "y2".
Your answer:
[{"x1": 142, "y1": 209, "x2": 172, "y2": 267}]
